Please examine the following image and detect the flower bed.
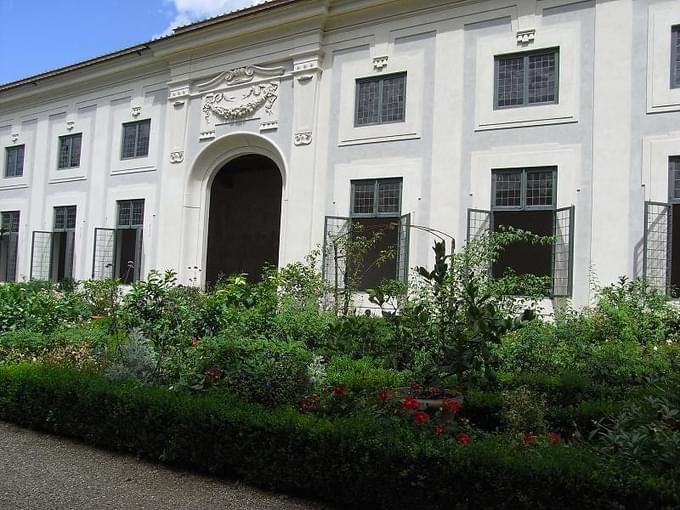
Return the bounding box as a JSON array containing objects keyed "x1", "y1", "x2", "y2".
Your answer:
[{"x1": 0, "y1": 363, "x2": 677, "y2": 510}]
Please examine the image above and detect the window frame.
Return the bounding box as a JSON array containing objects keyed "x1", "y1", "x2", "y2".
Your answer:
[
  {"x1": 1, "y1": 210, "x2": 20, "y2": 233},
  {"x1": 672, "y1": 25, "x2": 680, "y2": 89},
  {"x1": 669, "y1": 156, "x2": 680, "y2": 203},
  {"x1": 5, "y1": 144, "x2": 25, "y2": 178},
  {"x1": 116, "y1": 199, "x2": 145, "y2": 228},
  {"x1": 57, "y1": 133, "x2": 82, "y2": 169},
  {"x1": 350, "y1": 178, "x2": 403, "y2": 218},
  {"x1": 494, "y1": 47, "x2": 560, "y2": 110},
  {"x1": 53, "y1": 206, "x2": 77, "y2": 232},
  {"x1": 491, "y1": 167, "x2": 557, "y2": 212},
  {"x1": 120, "y1": 119, "x2": 151, "y2": 160},
  {"x1": 354, "y1": 72, "x2": 407, "y2": 127}
]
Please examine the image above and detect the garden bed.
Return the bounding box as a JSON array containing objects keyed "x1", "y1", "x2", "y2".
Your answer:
[{"x1": 0, "y1": 363, "x2": 677, "y2": 510}]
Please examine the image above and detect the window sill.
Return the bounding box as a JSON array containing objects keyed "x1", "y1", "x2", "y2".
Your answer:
[
  {"x1": 110, "y1": 165, "x2": 156, "y2": 176},
  {"x1": 0, "y1": 181, "x2": 29, "y2": 191}
]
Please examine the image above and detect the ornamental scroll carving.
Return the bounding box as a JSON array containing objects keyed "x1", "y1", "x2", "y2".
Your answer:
[{"x1": 202, "y1": 82, "x2": 279, "y2": 124}]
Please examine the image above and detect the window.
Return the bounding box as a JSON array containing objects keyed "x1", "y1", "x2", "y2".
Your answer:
[
  {"x1": 672, "y1": 26, "x2": 680, "y2": 89},
  {"x1": 349, "y1": 179, "x2": 403, "y2": 290},
  {"x1": 491, "y1": 168, "x2": 557, "y2": 293},
  {"x1": 115, "y1": 200, "x2": 144, "y2": 283},
  {"x1": 669, "y1": 157, "x2": 680, "y2": 296},
  {"x1": 121, "y1": 119, "x2": 151, "y2": 159},
  {"x1": 355, "y1": 73, "x2": 406, "y2": 126},
  {"x1": 0, "y1": 210, "x2": 19, "y2": 282},
  {"x1": 58, "y1": 133, "x2": 82, "y2": 169},
  {"x1": 5, "y1": 145, "x2": 24, "y2": 177},
  {"x1": 494, "y1": 48, "x2": 559, "y2": 109}
]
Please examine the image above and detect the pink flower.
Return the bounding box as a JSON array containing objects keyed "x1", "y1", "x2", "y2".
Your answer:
[
  {"x1": 413, "y1": 411, "x2": 430, "y2": 425},
  {"x1": 435, "y1": 424, "x2": 447, "y2": 436}
]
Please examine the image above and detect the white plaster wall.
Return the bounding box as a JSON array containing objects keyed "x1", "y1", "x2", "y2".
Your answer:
[{"x1": 0, "y1": 0, "x2": 678, "y2": 308}]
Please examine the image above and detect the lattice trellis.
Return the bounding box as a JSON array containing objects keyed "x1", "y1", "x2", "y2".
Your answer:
[
  {"x1": 323, "y1": 216, "x2": 350, "y2": 290},
  {"x1": 396, "y1": 214, "x2": 411, "y2": 283},
  {"x1": 466, "y1": 209, "x2": 491, "y2": 243},
  {"x1": 92, "y1": 228, "x2": 116, "y2": 280},
  {"x1": 553, "y1": 206, "x2": 574, "y2": 297},
  {"x1": 30, "y1": 231, "x2": 52, "y2": 281},
  {"x1": 643, "y1": 201, "x2": 671, "y2": 293}
]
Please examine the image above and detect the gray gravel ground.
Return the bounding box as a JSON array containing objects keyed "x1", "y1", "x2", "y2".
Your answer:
[{"x1": 0, "y1": 421, "x2": 335, "y2": 510}]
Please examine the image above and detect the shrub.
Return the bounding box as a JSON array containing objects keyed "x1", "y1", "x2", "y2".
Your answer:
[
  {"x1": 0, "y1": 364, "x2": 676, "y2": 510},
  {"x1": 182, "y1": 336, "x2": 313, "y2": 406},
  {"x1": 500, "y1": 386, "x2": 548, "y2": 435},
  {"x1": 105, "y1": 330, "x2": 158, "y2": 383}
]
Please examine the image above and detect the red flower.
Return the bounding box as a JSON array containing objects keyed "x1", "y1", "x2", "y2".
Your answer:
[
  {"x1": 402, "y1": 396, "x2": 420, "y2": 410},
  {"x1": 548, "y1": 432, "x2": 561, "y2": 446},
  {"x1": 442, "y1": 399, "x2": 462, "y2": 414},
  {"x1": 522, "y1": 433, "x2": 537, "y2": 446},
  {"x1": 413, "y1": 411, "x2": 430, "y2": 425},
  {"x1": 191, "y1": 337, "x2": 198, "y2": 347},
  {"x1": 435, "y1": 424, "x2": 447, "y2": 436},
  {"x1": 204, "y1": 367, "x2": 222, "y2": 382},
  {"x1": 332, "y1": 385, "x2": 348, "y2": 397},
  {"x1": 456, "y1": 432, "x2": 472, "y2": 445}
]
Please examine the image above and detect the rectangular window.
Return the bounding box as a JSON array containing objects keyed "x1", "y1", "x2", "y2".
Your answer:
[
  {"x1": 672, "y1": 26, "x2": 680, "y2": 89},
  {"x1": 355, "y1": 73, "x2": 406, "y2": 126},
  {"x1": 121, "y1": 119, "x2": 151, "y2": 159},
  {"x1": 491, "y1": 168, "x2": 557, "y2": 290},
  {"x1": 0, "y1": 210, "x2": 20, "y2": 282},
  {"x1": 54, "y1": 206, "x2": 77, "y2": 231},
  {"x1": 5, "y1": 145, "x2": 25, "y2": 177},
  {"x1": 52, "y1": 206, "x2": 76, "y2": 282},
  {"x1": 669, "y1": 157, "x2": 680, "y2": 297},
  {"x1": 349, "y1": 178, "x2": 403, "y2": 290},
  {"x1": 115, "y1": 200, "x2": 144, "y2": 283},
  {"x1": 58, "y1": 133, "x2": 82, "y2": 169},
  {"x1": 495, "y1": 48, "x2": 559, "y2": 109}
]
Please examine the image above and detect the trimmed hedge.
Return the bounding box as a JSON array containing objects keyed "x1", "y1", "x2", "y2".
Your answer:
[{"x1": 0, "y1": 364, "x2": 677, "y2": 510}]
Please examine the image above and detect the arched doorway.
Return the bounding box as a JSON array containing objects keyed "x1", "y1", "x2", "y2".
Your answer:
[{"x1": 205, "y1": 154, "x2": 282, "y2": 285}]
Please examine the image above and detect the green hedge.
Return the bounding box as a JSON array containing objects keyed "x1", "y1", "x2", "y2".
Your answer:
[{"x1": 0, "y1": 364, "x2": 677, "y2": 510}]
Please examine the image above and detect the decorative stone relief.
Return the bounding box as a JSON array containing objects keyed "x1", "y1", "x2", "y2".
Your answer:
[
  {"x1": 294, "y1": 131, "x2": 312, "y2": 146},
  {"x1": 293, "y1": 59, "x2": 322, "y2": 83},
  {"x1": 170, "y1": 151, "x2": 184, "y2": 163},
  {"x1": 516, "y1": 29, "x2": 536, "y2": 45},
  {"x1": 260, "y1": 121, "x2": 278, "y2": 132},
  {"x1": 169, "y1": 86, "x2": 190, "y2": 107},
  {"x1": 196, "y1": 65, "x2": 285, "y2": 90},
  {"x1": 203, "y1": 82, "x2": 279, "y2": 123},
  {"x1": 373, "y1": 56, "x2": 389, "y2": 70},
  {"x1": 10, "y1": 133, "x2": 19, "y2": 143},
  {"x1": 131, "y1": 106, "x2": 142, "y2": 118},
  {"x1": 66, "y1": 121, "x2": 75, "y2": 131}
]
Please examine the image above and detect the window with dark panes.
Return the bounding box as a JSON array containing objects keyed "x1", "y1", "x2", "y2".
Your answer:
[
  {"x1": 350, "y1": 179, "x2": 402, "y2": 290},
  {"x1": 0, "y1": 210, "x2": 19, "y2": 282},
  {"x1": 52, "y1": 206, "x2": 77, "y2": 282},
  {"x1": 5, "y1": 145, "x2": 24, "y2": 177},
  {"x1": 672, "y1": 26, "x2": 680, "y2": 89},
  {"x1": 491, "y1": 168, "x2": 556, "y2": 288},
  {"x1": 495, "y1": 48, "x2": 559, "y2": 109},
  {"x1": 355, "y1": 73, "x2": 406, "y2": 126},
  {"x1": 115, "y1": 200, "x2": 144, "y2": 283},
  {"x1": 58, "y1": 133, "x2": 82, "y2": 169},
  {"x1": 121, "y1": 119, "x2": 151, "y2": 159}
]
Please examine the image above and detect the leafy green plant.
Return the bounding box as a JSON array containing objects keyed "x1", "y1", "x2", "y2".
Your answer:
[{"x1": 105, "y1": 329, "x2": 157, "y2": 384}]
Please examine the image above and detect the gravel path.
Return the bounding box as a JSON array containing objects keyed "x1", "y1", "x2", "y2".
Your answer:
[{"x1": 0, "y1": 421, "x2": 333, "y2": 510}]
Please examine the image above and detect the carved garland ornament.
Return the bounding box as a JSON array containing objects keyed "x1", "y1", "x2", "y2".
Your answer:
[{"x1": 202, "y1": 82, "x2": 279, "y2": 123}]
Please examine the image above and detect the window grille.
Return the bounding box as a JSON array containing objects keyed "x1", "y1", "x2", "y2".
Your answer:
[
  {"x1": 30, "y1": 231, "x2": 52, "y2": 281},
  {"x1": 58, "y1": 133, "x2": 82, "y2": 169},
  {"x1": 121, "y1": 119, "x2": 151, "y2": 159},
  {"x1": 553, "y1": 206, "x2": 575, "y2": 297},
  {"x1": 644, "y1": 201, "x2": 672, "y2": 293},
  {"x1": 672, "y1": 26, "x2": 680, "y2": 89},
  {"x1": 351, "y1": 179, "x2": 402, "y2": 217},
  {"x1": 54, "y1": 206, "x2": 77, "y2": 231},
  {"x1": 492, "y1": 168, "x2": 556, "y2": 210},
  {"x1": 355, "y1": 73, "x2": 406, "y2": 126},
  {"x1": 5, "y1": 145, "x2": 24, "y2": 177},
  {"x1": 117, "y1": 199, "x2": 145, "y2": 227},
  {"x1": 495, "y1": 48, "x2": 559, "y2": 109}
]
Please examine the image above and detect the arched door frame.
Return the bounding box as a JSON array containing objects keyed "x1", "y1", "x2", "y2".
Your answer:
[{"x1": 183, "y1": 132, "x2": 288, "y2": 287}]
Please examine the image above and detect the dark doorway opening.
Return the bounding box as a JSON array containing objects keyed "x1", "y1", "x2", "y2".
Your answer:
[
  {"x1": 351, "y1": 217, "x2": 399, "y2": 291},
  {"x1": 671, "y1": 204, "x2": 680, "y2": 298},
  {"x1": 492, "y1": 210, "x2": 554, "y2": 279},
  {"x1": 206, "y1": 154, "x2": 282, "y2": 286}
]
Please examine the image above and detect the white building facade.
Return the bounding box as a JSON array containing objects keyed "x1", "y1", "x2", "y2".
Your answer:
[{"x1": 1, "y1": 0, "x2": 680, "y2": 307}]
